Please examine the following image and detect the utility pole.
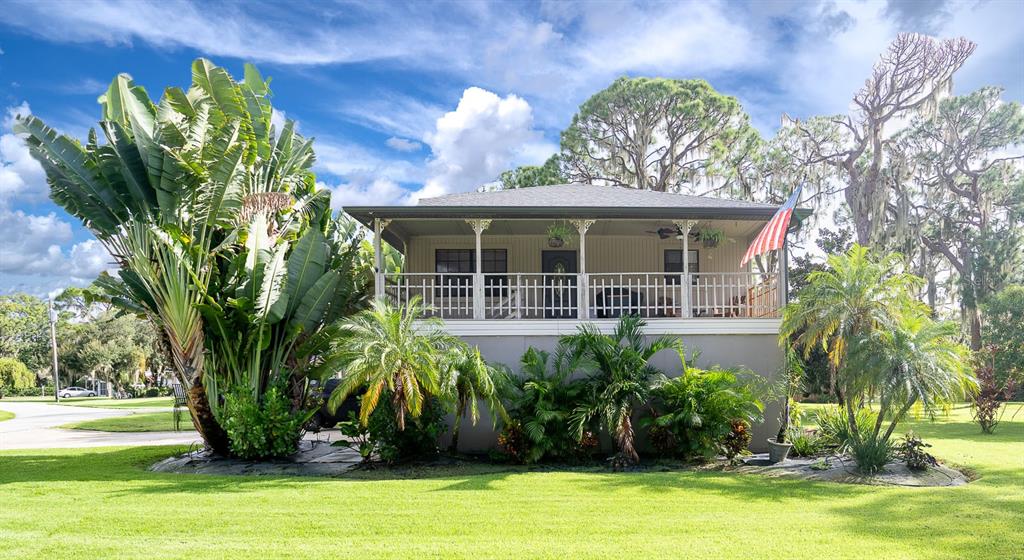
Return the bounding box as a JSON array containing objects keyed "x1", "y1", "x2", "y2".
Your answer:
[{"x1": 48, "y1": 297, "x2": 60, "y2": 402}]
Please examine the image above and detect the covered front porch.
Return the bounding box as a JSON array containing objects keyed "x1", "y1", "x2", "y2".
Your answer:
[
  {"x1": 345, "y1": 184, "x2": 804, "y2": 327},
  {"x1": 370, "y1": 217, "x2": 782, "y2": 321}
]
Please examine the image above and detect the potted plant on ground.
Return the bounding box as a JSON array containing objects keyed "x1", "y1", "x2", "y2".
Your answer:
[
  {"x1": 767, "y1": 348, "x2": 802, "y2": 463},
  {"x1": 547, "y1": 222, "x2": 575, "y2": 248}
]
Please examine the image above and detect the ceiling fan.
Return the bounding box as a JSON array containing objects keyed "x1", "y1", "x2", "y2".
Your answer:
[{"x1": 646, "y1": 225, "x2": 694, "y2": 240}]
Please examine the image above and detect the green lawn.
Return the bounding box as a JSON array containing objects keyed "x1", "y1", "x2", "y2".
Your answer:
[
  {"x1": 59, "y1": 411, "x2": 181, "y2": 432},
  {"x1": 0, "y1": 410, "x2": 13, "y2": 422},
  {"x1": 57, "y1": 396, "x2": 174, "y2": 409},
  {"x1": 1, "y1": 406, "x2": 1021, "y2": 559}
]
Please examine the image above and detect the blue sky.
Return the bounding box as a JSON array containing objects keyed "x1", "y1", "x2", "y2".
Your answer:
[{"x1": 1, "y1": 0, "x2": 1022, "y2": 295}]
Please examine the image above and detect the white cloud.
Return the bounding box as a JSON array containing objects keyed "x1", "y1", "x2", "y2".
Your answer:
[
  {"x1": 0, "y1": 209, "x2": 72, "y2": 274},
  {"x1": 270, "y1": 108, "x2": 289, "y2": 134},
  {"x1": 313, "y1": 138, "x2": 425, "y2": 185},
  {"x1": 385, "y1": 137, "x2": 422, "y2": 152},
  {"x1": 336, "y1": 94, "x2": 445, "y2": 140},
  {"x1": 0, "y1": 102, "x2": 48, "y2": 207},
  {"x1": 410, "y1": 87, "x2": 549, "y2": 202},
  {"x1": 67, "y1": 239, "x2": 115, "y2": 279},
  {"x1": 0, "y1": 208, "x2": 116, "y2": 296},
  {"x1": 319, "y1": 178, "x2": 407, "y2": 210}
]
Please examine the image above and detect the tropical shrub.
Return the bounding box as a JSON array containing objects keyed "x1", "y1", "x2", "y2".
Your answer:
[
  {"x1": 362, "y1": 398, "x2": 448, "y2": 464},
  {"x1": 0, "y1": 357, "x2": 34, "y2": 397},
  {"x1": 500, "y1": 346, "x2": 592, "y2": 464},
  {"x1": 721, "y1": 420, "x2": 752, "y2": 459},
  {"x1": 143, "y1": 387, "x2": 161, "y2": 398},
  {"x1": 896, "y1": 432, "x2": 937, "y2": 470},
  {"x1": 782, "y1": 245, "x2": 974, "y2": 473},
  {"x1": 221, "y1": 382, "x2": 312, "y2": 460},
  {"x1": 16, "y1": 60, "x2": 369, "y2": 455},
  {"x1": 785, "y1": 427, "x2": 823, "y2": 457},
  {"x1": 327, "y1": 297, "x2": 454, "y2": 431},
  {"x1": 844, "y1": 314, "x2": 973, "y2": 472},
  {"x1": 647, "y1": 366, "x2": 765, "y2": 460},
  {"x1": 564, "y1": 315, "x2": 683, "y2": 467},
  {"x1": 441, "y1": 345, "x2": 509, "y2": 452},
  {"x1": 848, "y1": 436, "x2": 893, "y2": 474},
  {"x1": 971, "y1": 348, "x2": 1019, "y2": 434},
  {"x1": 814, "y1": 405, "x2": 877, "y2": 451}
]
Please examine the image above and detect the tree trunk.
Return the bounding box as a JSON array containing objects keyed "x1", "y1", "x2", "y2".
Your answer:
[
  {"x1": 616, "y1": 413, "x2": 639, "y2": 465},
  {"x1": 186, "y1": 377, "x2": 230, "y2": 454},
  {"x1": 967, "y1": 304, "x2": 983, "y2": 352},
  {"x1": 882, "y1": 396, "x2": 918, "y2": 443},
  {"x1": 450, "y1": 400, "x2": 466, "y2": 453}
]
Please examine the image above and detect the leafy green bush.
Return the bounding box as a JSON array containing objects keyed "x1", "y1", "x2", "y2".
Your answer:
[
  {"x1": 220, "y1": 383, "x2": 312, "y2": 460},
  {"x1": 0, "y1": 357, "x2": 34, "y2": 397},
  {"x1": 815, "y1": 405, "x2": 877, "y2": 450},
  {"x1": 896, "y1": 432, "x2": 938, "y2": 470},
  {"x1": 563, "y1": 315, "x2": 684, "y2": 467},
  {"x1": 786, "y1": 427, "x2": 823, "y2": 457},
  {"x1": 9, "y1": 385, "x2": 44, "y2": 397},
  {"x1": 848, "y1": 435, "x2": 893, "y2": 474},
  {"x1": 646, "y1": 367, "x2": 765, "y2": 460},
  {"x1": 362, "y1": 397, "x2": 447, "y2": 464},
  {"x1": 143, "y1": 387, "x2": 161, "y2": 398},
  {"x1": 500, "y1": 347, "x2": 594, "y2": 464}
]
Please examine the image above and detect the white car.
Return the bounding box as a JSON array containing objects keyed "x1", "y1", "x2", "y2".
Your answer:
[{"x1": 60, "y1": 387, "x2": 97, "y2": 398}]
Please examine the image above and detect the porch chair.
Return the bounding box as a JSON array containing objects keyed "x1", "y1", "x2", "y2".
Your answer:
[{"x1": 171, "y1": 383, "x2": 187, "y2": 431}]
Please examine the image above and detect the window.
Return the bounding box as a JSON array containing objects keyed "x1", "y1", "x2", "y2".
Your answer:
[
  {"x1": 481, "y1": 249, "x2": 508, "y2": 297},
  {"x1": 664, "y1": 249, "x2": 698, "y2": 284},
  {"x1": 434, "y1": 249, "x2": 508, "y2": 295}
]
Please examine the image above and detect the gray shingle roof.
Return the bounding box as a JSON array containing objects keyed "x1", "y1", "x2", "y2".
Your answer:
[{"x1": 417, "y1": 183, "x2": 780, "y2": 210}]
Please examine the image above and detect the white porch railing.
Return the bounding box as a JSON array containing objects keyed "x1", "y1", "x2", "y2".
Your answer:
[{"x1": 383, "y1": 271, "x2": 779, "y2": 320}]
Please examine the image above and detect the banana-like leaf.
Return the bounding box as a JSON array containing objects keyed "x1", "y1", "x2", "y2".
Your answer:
[
  {"x1": 284, "y1": 228, "x2": 328, "y2": 316},
  {"x1": 291, "y1": 270, "x2": 340, "y2": 334},
  {"x1": 255, "y1": 243, "x2": 289, "y2": 324},
  {"x1": 14, "y1": 115, "x2": 125, "y2": 232},
  {"x1": 191, "y1": 59, "x2": 245, "y2": 120},
  {"x1": 99, "y1": 74, "x2": 156, "y2": 133},
  {"x1": 99, "y1": 120, "x2": 157, "y2": 213},
  {"x1": 199, "y1": 136, "x2": 244, "y2": 228}
]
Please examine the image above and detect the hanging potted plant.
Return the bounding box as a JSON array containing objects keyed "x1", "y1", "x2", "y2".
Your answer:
[
  {"x1": 546, "y1": 222, "x2": 575, "y2": 248},
  {"x1": 695, "y1": 227, "x2": 725, "y2": 249}
]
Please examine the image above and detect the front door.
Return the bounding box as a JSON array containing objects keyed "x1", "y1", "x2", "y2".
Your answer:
[{"x1": 542, "y1": 250, "x2": 577, "y2": 318}]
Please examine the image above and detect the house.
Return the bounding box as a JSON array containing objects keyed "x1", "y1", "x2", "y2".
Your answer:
[{"x1": 344, "y1": 183, "x2": 812, "y2": 451}]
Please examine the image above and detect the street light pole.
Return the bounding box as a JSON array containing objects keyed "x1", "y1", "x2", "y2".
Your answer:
[{"x1": 48, "y1": 297, "x2": 60, "y2": 402}]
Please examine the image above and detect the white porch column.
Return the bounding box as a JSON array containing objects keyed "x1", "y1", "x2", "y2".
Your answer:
[
  {"x1": 674, "y1": 220, "x2": 697, "y2": 318},
  {"x1": 466, "y1": 219, "x2": 491, "y2": 319},
  {"x1": 372, "y1": 218, "x2": 391, "y2": 301},
  {"x1": 571, "y1": 219, "x2": 595, "y2": 320}
]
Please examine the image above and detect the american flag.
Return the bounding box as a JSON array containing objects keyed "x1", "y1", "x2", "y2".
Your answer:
[{"x1": 740, "y1": 185, "x2": 803, "y2": 267}]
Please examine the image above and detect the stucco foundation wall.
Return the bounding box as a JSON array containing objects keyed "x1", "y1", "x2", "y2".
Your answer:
[{"x1": 448, "y1": 332, "x2": 783, "y2": 454}]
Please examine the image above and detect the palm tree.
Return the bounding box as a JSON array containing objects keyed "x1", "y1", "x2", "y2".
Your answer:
[
  {"x1": 16, "y1": 60, "x2": 366, "y2": 454},
  {"x1": 507, "y1": 345, "x2": 589, "y2": 463},
  {"x1": 441, "y1": 345, "x2": 509, "y2": 452},
  {"x1": 780, "y1": 245, "x2": 924, "y2": 436},
  {"x1": 564, "y1": 315, "x2": 683, "y2": 466},
  {"x1": 847, "y1": 314, "x2": 974, "y2": 445},
  {"x1": 328, "y1": 297, "x2": 454, "y2": 431}
]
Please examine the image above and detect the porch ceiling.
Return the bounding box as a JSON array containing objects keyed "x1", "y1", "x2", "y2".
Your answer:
[{"x1": 375, "y1": 218, "x2": 765, "y2": 253}]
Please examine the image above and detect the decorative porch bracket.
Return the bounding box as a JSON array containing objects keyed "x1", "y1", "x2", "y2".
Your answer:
[
  {"x1": 571, "y1": 219, "x2": 596, "y2": 320},
  {"x1": 466, "y1": 219, "x2": 492, "y2": 319},
  {"x1": 373, "y1": 218, "x2": 392, "y2": 301},
  {"x1": 673, "y1": 220, "x2": 698, "y2": 318}
]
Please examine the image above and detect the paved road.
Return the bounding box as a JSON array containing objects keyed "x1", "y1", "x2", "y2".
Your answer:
[{"x1": 0, "y1": 401, "x2": 200, "y2": 450}]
